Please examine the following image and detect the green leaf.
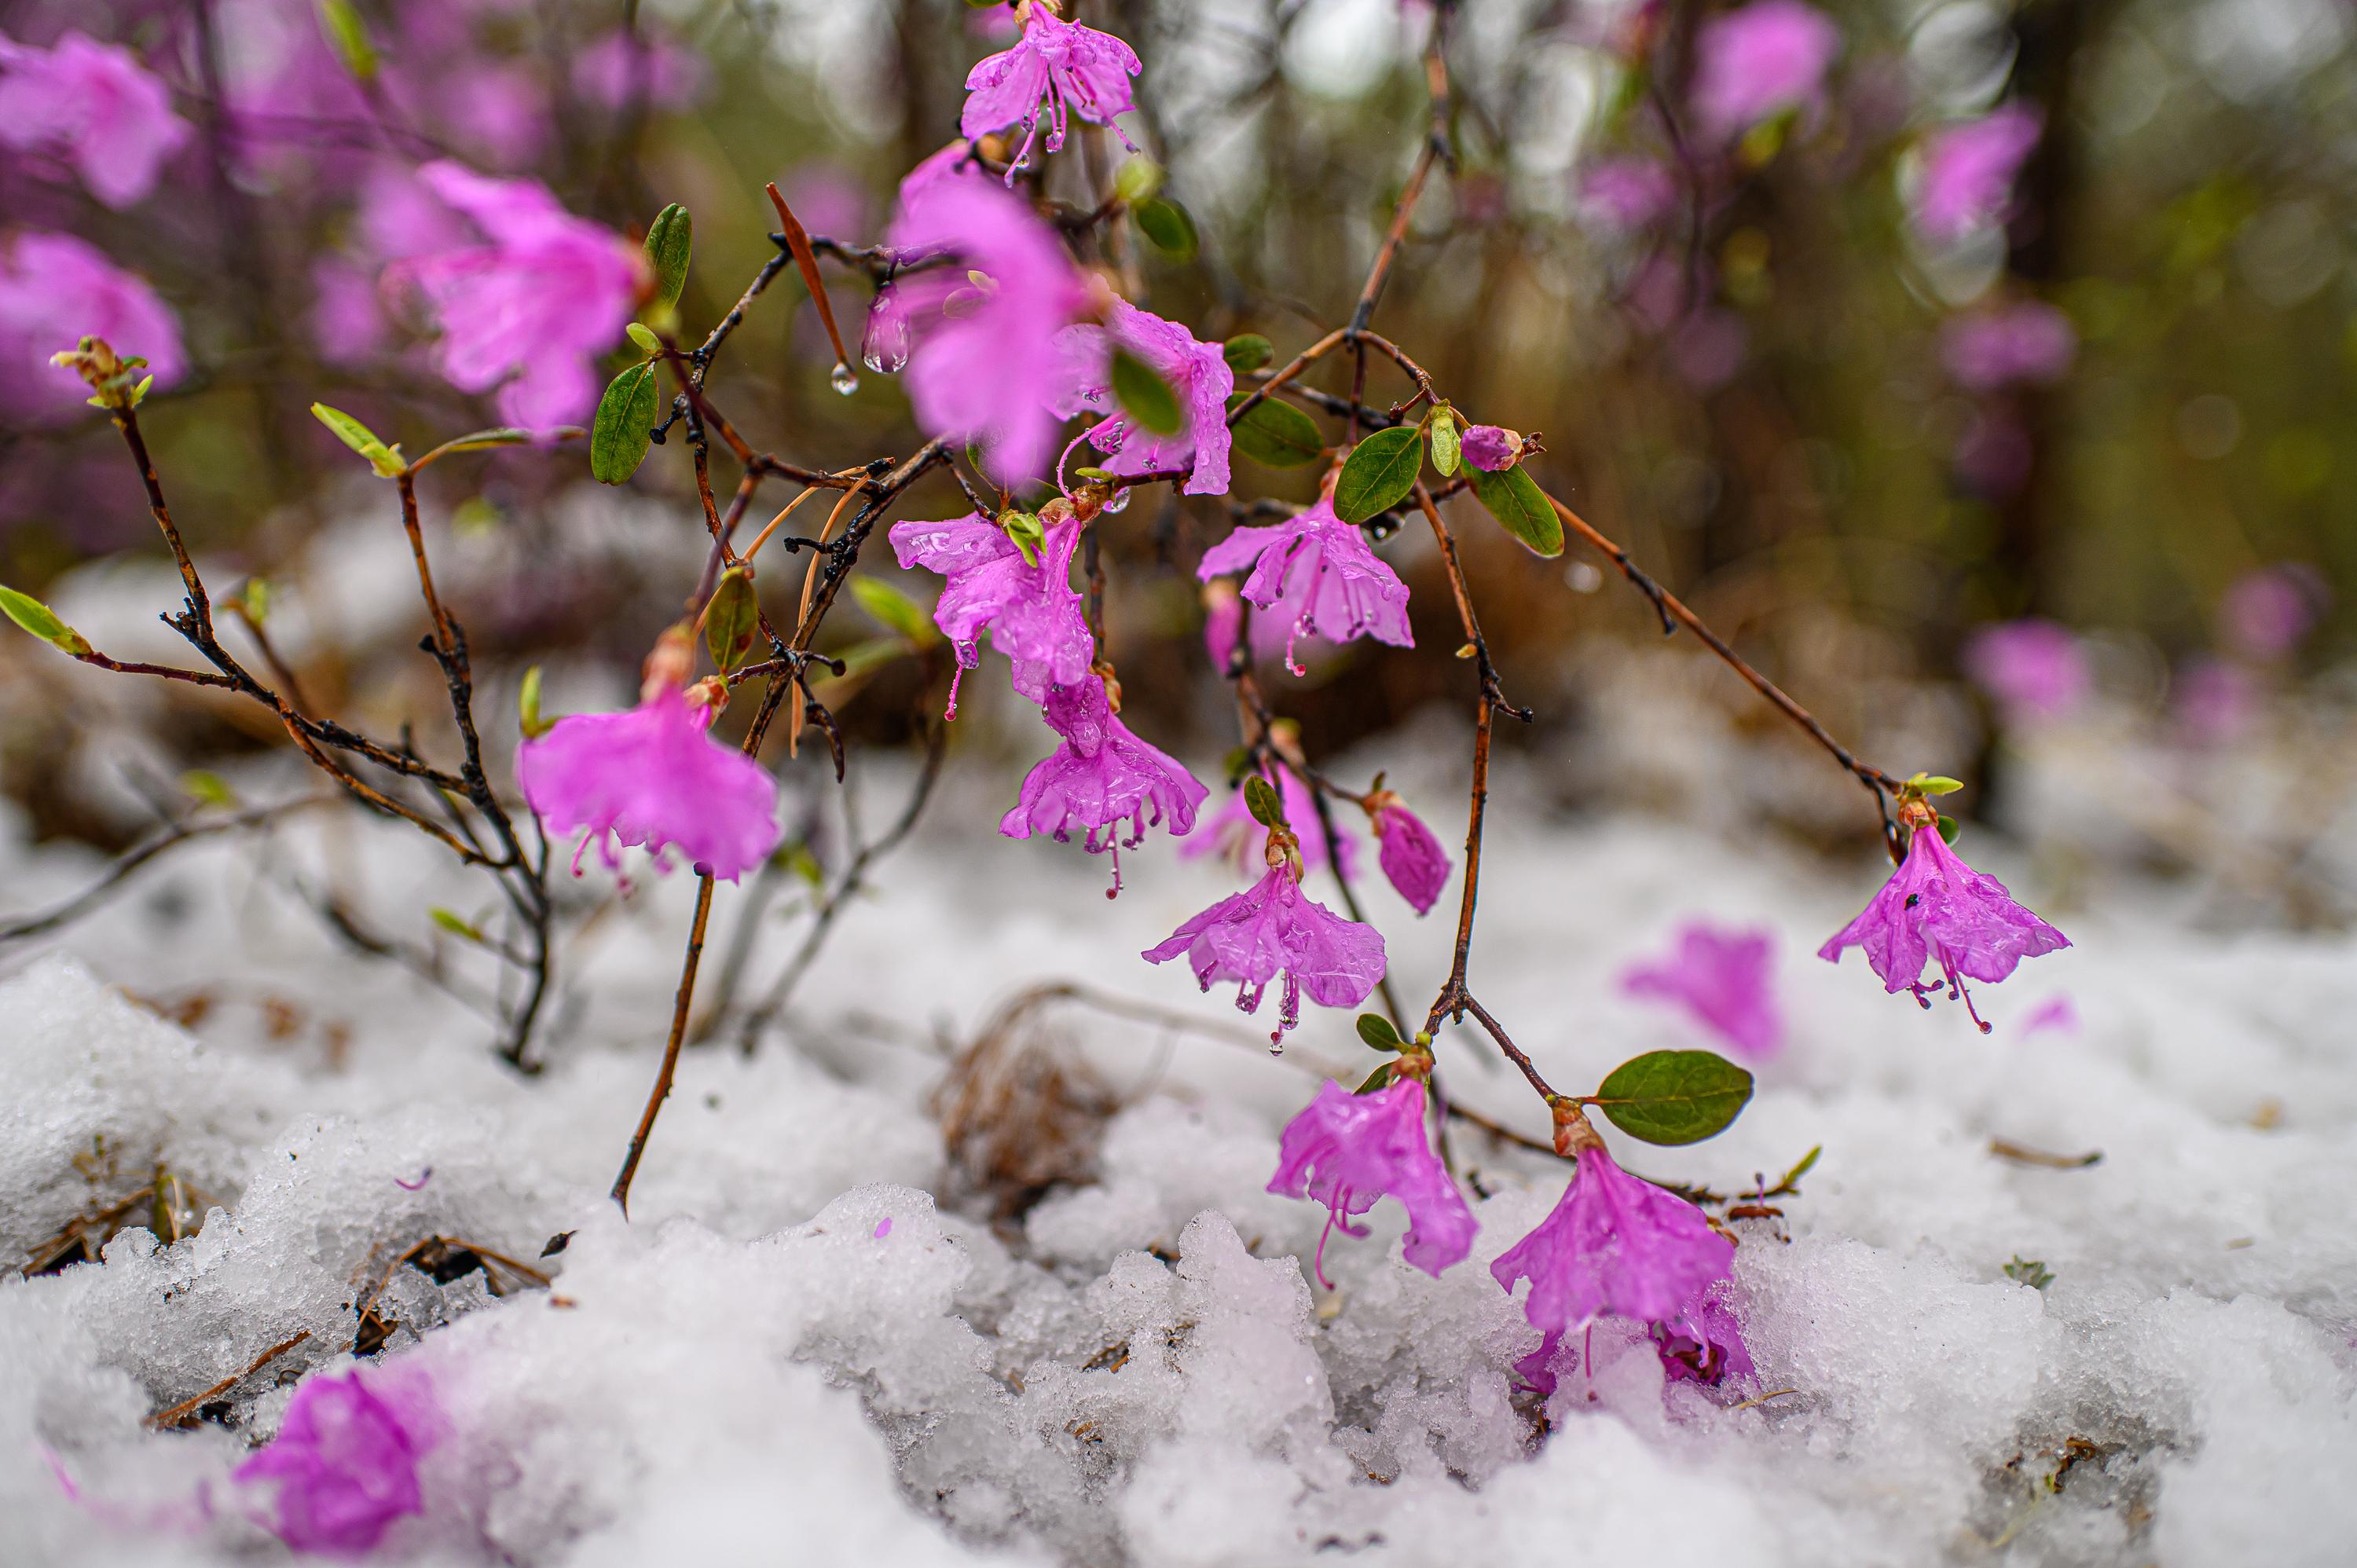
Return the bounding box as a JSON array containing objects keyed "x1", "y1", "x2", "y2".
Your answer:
[
  {"x1": 1468, "y1": 461, "x2": 1562, "y2": 556},
  {"x1": 1333, "y1": 426, "x2": 1426, "y2": 524},
  {"x1": 1937, "y1": 814, "x2": 1961, "y2": 845},
  {"x1": 429, "y1": 907, "x2": 486, "y2": 944},
  {"x1": 1222, "y1": 334, "x2": 1274, "y2": 375},
  {"x1": 1110, "y1": 348, "x2": 1185, "y2": 437},
  {"x1": 999, "y1": 509, "x2": 1045, "y2": 567},
  {"x1": 590, "y1": 362, "x2": 661, "y2": 484},
  {"x1": 1226, "y1": 394, "x2": 1325, "y2": 469},
  {"x1": 851, "y1": 577, "x2": 937, "y2": 645},
  {"x1": 314, "y1": 0, "x2": 377, "y2": 81},
  {"x1": 517, "y1": 665, "x2": 553, "y2": 740},
  {"x1": 1132, "y1": 198, "x2": 1198, "y2": 260},
  {"x1": 2003, "y1": 1255, "x2": 2055, "y2": 1291},
  {"x1": 1354, "y1": 1062, "x2": 1396, "y2": 1095},
  {"x1": 1243, "y1": 775, "x2": 1286, "y2": 830},
  {"x1": 1114, "y1": 156, "x2": 1163, "y2": 205},
  {"x1": 1592, "y1": 1050, "x2": 1754, "y2": 1145},
  {"x1": 1776, "y1": 1145, "x2": 1821, "y2": 1191},
  {"x1": 180, "y1": 770, "x2": 236, "y2": 809},
  {"x1": 626, "y1": 321, "x2": 663, "y2": 355},
  {"x1": 1356, "y1": 1013, "x2": 1404, "y2": 1053},
  {"x1": 0, "y1": 584, "x2": 92, "y2": 657},
  {"x1": 1428, "y1": 407, "x2": 1460, "y2": 476},
  {"x1": 703, "y1": 567, "x2": 761, "y2": 676},
  {"x1": 310, "y1": 403, "x2": 402, "y2": 478},
  {"x1": 1912, "y1": 775, "x2": 1967, "y2": 796},
  {"x1": 644, "y1": 203, "x2": 693, "y2": 310}
]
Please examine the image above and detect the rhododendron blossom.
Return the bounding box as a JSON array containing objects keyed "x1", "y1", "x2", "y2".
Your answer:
[
  {"x1": 0, "y1": 30, "x2": 189, "y2": 209},
  {"x1": 1197, "y1": 496, "x2": 1413, "y2": 674},
  {"x1": 961, "y1": 2, "x2": 1142, "y2": 177},
  {"x1": 1144, "y1": 864, "x2": 1386, "y2": 1044},
  {"x1": 518, "y1": 685, "x2": 782, "y2": 882},
  {"x1": 1620, "y1": 920, "x2": 1783, "y2": 1059},
  {"x1": 390, "y1": 161, "x2": 643, "y2": 429},
  {"x1": 1690, "y1": 0, "x2": 1841, "y2": 140},
  {"x1": 1942, "y1": 302, "x2": 2077, "y2": 391},
  {"x1": 573, "y1": 28, "x2": 712, "y2": 112},
  {"x1": 0, "y1": 233, "x2": 185, "y2": 423},
  {"x1": 889, "y1": 511, "x2": 1094, "y2": 711},
  {"x1": 1459, "y1": 425, "x2": 1525, "y2": 472},
  {"x1": 1652, "y1": 1289, "x2": 1754, "y2": 1384},
  {"x1": 1370, "y1": 794, "x2": 1450, "y2": 914},
  {"x1": 233, "y1": 1366, "x2": 435, "y2": 1555},
  {"x1": 1268, "y1": 1077, "x2": 1475, "y2": 1284},
  {"x1": 1051, "y1": 299, "x2": 1235, "y2": 496},
  {"x1": 1819, "y1": 822, "x2": 2069, "y2": 1030},
  {"x1": 1186, "y1": 766, "x2": 1355, "y2": 879},
  {"x1": 1000, "y1": 674, "x2": 1208, "y2": 892},
  {"x1": 1913, "y1": 105, "x2": 2041, "y2": 242},
  {"x1": 1963, "y1": 617, "x2": 2089, "y2": 721},
  {"x1": 1492, "y1": 1134, "x2": 1735, "y2": 1336},
  {"x1": 2220, "y1": 565, "x2": 2326, "y2": 661}
]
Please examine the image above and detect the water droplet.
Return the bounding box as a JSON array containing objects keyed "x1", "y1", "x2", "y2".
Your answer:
[
  {"x1": 1100, "y1": 486, "x2": 1131, "y2": 514},
  {"x1": 830, "y1": 361, "x2": 859, "y2": 397}
]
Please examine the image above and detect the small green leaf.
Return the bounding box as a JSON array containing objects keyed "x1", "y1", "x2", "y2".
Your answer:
[
  {"x1": 430, "y1": 907, "x2": 486, "y2": 944},
  {"x1": 1356, "y1": 1013, "x2": 1404, "y2": 1053},
  {"x1": 703, "y1": 567, "x2": 761, "y2": 676},
  {"x1": 310, "y1": 403, "x2": 403, "y2": 478},
  {"x1": 779, "y1": 842, "x2": 825, "y2": 885},
  {"x1": 240, "y1": 577, "x2": 272, "y2": 625},
  {"x1": 851, "y1": 577, "x2": 937, "y2": 646},
  {"x1": 1468, "y1": 462, "x2": 1562, "y2": 556},
  {"x1": 1333, "y1": 426, "x2": 1426, "y2": 524},
  {"x1": 1243, "y1": 775, "x2": 1286, "y2": 830},
  {"x1": 1222, "y1": 334, "x2": 1274, "y2": 375},
  {"x1": 1592, "y1": 1050, "x2": 1754, "y2": 1145},
  {"x1": 626, "y1": 321, "x2": 663, "y2": 354},
  {"x1": 180, "y1": 770, "x2": 236, "y2": 809},
  {"x1": 1073, "y1": 466, "x2": 1116, "y2": 483},
  {"x1": 1227, "y1": 394, "x2": 1325, "y2": 468},
  {"x1": 2003, "y1": 1255, "x2": 2055, "y2": 1291},
  {"x1": 644, "y1": 203, "x2": 693, "y2": 309},
  {"x1": 1109, "y1": 348, "x2": 1185, "y2": 438},
  {"x1": 1776, "y1": 1145, "x2": 1821, "y2": 1191},
  {"x1": 518, "y1": 665, "x2": 553, "y2": 740},
  {"x1": 999, "y1": 509, "x2": 1045, "y2": 567},
  {"x1": 590, "y1": 362, "x2": 661, "y2": 484},
  {"x1": 1912, "y1": 775, "x2": 1967, "y2": 796},
  {"x1": 1354, "y1": 1062, "x2": 1397, "y2": 1095},
  {"x1": 314, "y1": 0, "x2": 377, "y2": 81},
  {"x1": 1114, "y1": 156, "x2": 1163, "y2": 205},
  {"x1": 1132, "y1": 198, "x2": 1198, "y2": 259},
  {"x1": 1428, "y1": 407, "x2": 1460, "y2": 476},
  {"x1": 0, "y1": 584, "x2": 92, "y2": 657},
  {"x1": 1937, "y1": 814, "x2": 1961, "y2": 845}
]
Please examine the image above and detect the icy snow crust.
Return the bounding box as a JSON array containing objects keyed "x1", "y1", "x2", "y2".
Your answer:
[{"x1": 2, "y1": 757, "x2": 2354, "y2": 1567}]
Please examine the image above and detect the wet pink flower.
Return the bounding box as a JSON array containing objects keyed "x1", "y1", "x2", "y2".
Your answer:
[
  {"x1": 1196, "y1": 495, "x2": 1413, "y2": 674},
  {"x1": 1201, "y1": 579, "x2": 1294, "y2": 672},
  {"x1": 1269, "y1": 1077, "x2": 1475, "y2": 1284},
  {"x1": 1913, "y1": 105, "x2": 2040, "y2": 242},
  {"x1": 1942, "y1": 302, "x2": 2077, "y2": 391},
  {"x1": 1963, "y1": 618, "x2": 2088, "y2": 722},
  {"x1": 1493, "y1": 1139, "x2": 1734, "y2": 1335},
  {"x1": 961, "y1": 4, "x2": 1142, "y2": 177},
  {"x1": 1144, "y1": 864, "x2": 1387, "y2": 1045},
  {"x1": 233, "y1": 1366, "x2": 435, "y2": 1555},
  {"x1": 889, "y1": 511, "x2": 1094, "y2": 711},
  {"x1": 1652, "y1": 1289, "x2": 1753, "y2": 1383},
  {"x1": 1620, "y1": 921, "x2": 1783, "y2": 1059},
  {"x1": 0, "y1": 233, "x2": 185, "y2": 423},
  {"x1": 2220, "y1": 565, "x2": 2326, "y2": 662},
  {"x1": 573, "y1": 27, "x2": 712, "y2": 112},
  {"x1": 1691, "y1": 0, "x2": 1841, "y2": 141},
  {"x1": 1579, "y1": 156, "x2": 1677, "y2": 231},
  {"x1": 1050, "y1": 298, "x2": 1235, "y2": 496},
  {"x1": 1001, "y1": 673, "x2": 1208, "y2": 893},
  {"x1": 1371, "y1": 797, "x2": 1450, "y2": 915},
  {"x1": 1458, "y1": 424, "x2": 1523, "y2": 472},
  {"x1": 2174, "y1": 656, "x2": 2257, "y2": 747},
  {"x1": 875, "y1": 177, "x2": 1087, "y2": 484},
  {"x1": 1184, "y1": 766, "x2": 1356, "y2": 879},
  {"x1": 517, "y1": 686, "x2": 782, "y2": 881},
  {"x1": 389, "y1": 161, "x2": 643, "y2": 430},
  {"x1": 1818, "y1": 823, "x2": 2069, "y2": 1031},
  {"x1": 0, "y1": 30, "x2": 189, "y2": 209}
]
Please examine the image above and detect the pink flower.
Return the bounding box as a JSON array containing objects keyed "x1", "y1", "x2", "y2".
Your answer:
[
  {"x1": 1942, "y1": 302, "x2": 2077, "y2": 391},
  {"x1": 573, "y1": 28, "x2": 712, "y2": 112},
  {"x1": 889, "y1": 511, "x2": 1094, "y2": 711},
  {"x1": 233, "y1": 1366, "x2": 435, "y2": 1555},
  {"x1": 960, "y1": 4, "x2": 1142, "y2": 178},
  {"x1": 1962, "y1": 618, "x2": 2088, "y2": 721},
  {"x1": 517, "y1": 686, "x2": 782, "y2": 881},
  {"x1": 1620, "y1": 920, "x2": 1783, "y2": 1059},
  {"x1": 894, "y1": 140, "x2": 982, "y2": 211},
  {"x1": 1578, "y1": 156, "x2": 1677, "y2": 232},
  {"x1": 1492, "y1": 1139, "x2": 1734, "y2": 1335},
  {"x1": 1457, "y1": 424, "x2": 1523, "y2": 472},
  {"x1": 1690, "y1": 0, "x2": 1841, "y2": 140},
  {"x1": 877, "y1": 177, "x2": 1087, "y2": 485},
  {"x1": 1201, "y1": 579, "x2": 1294, "y2": 672},
  {"x1": 1269, "y1": 1077, "x2": 1475, "y2": 1284},
  {"x1": 1144, "y1": 864, "x2": 1387, "y2": 1045},
  {"x1": 1371, "y1": 796, "x2": 1450, "y2": 915},
  {"x1": 310, "y1": 258, "x2": 390, "y2": 364},
  {"x1": 2220, "y1": 565, "x2": 2326, "y2": 662},
  {"x1": 1913, "y1": 105, "x2": 2041, "y2": 241},
  {"x1": 1652, "y1": 1289, "x2": 1753, "y2": 1383},
  {"x1": 387, "y1": 160, "x2": 643, "y2": 430},
  {"x1": 1184, "y1": 766, "x2": 1356, "y2": 879},
  {"x1": 432, "y1": 63, "x2": 551, "y2": 170},
  {"x1": 0, "y1": 31, "x2": 189, "y2": 209},
  {"x1": 1196, "y1": 495, "x2": 1413, "y2": 674},
  {"x1": 2021, "y1": 994, "x2": 2079, "y2": 1038},
  {"x1": 0, "y1": 233, "x2": 185, "y2": 423},
  {"x1": 1050, "y1": 299, "x2": 1235, "y2": 496},
  {"x1": 2174, "y1": 656, "x2": 2258, "y2": 747},
  {"x1": 1818, "y1": 823, "x2": 2069, "y2": 1031},
  {"x1": 1000, "y1": 673, "x2": 1208, "y2": 894}
]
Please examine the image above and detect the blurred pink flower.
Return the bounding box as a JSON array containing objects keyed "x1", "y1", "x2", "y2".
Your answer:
[
  {"x1": 1578, "y1": 156, "x2": 1677, "y2": 231},
  {"x1": 2020, "y1": 994, "x2": 2080, "y2": 1038},
  {"x1": 1620, "y1": 920, "x2": 1784, "y2": 1059},
  {"x1": 1670, "y1": 310, "x2": 1748, "y2": 389},
  {"x1": 1942, "y1": 302, "x2": 2077, "y2": 391},
  {"x1": 234, "y1": 1366, "x2": 437, "y2": 1556},
  {"x1": 1952, "y1": 406, "x2": 2036, "y2": 497},
  {"x1": 889, "y1": 511, "x2": 1094, "y2": 709},
  {"x1": 389, "y1": 161, "x2": 643, "y2": 429},
  {"x1": 0, "y1": 30, "x2": 189, "y2": 208},
  {"x1": 1963, "y1": 617, "x2": 2089, "y2": 721},
  {"x1": 2174, "y1": 657, "x2": 2258, "y2": 747},
  {"x1": 0, "y1": 233, "x2": 185, "y2": 423},
  {"x1": 1201, "y1": 579, "x2": 1294, "y2": 671},
  {"x1": 2220, "y1": 565, "x2": 2326, "y2": 662},
  {"x1": 1186, "y1": 765, "x2": 1357, "y2": 880},
  {"x1": 1144, "y1": 863, "x2": 1387, "y2": 1044},
  {"x1": 1493, "y1": 1138, "x2": 1734, "y2": 1335},
  {"x1": 310, "y1": 258, "x2": 390, "y2": 364},
  {"x1": 1196, "y1": 495, "x2": 1413, "y2": 673},
  {"x1": 1000, "y1": 672, "x2": 1207, "y2": 893},
  {"x1": 1691, "y1": 0, "x2": 1841, "y2": 141},
  {"x1": 1371, "y1": 796, "x2": 1450, "y2": 915},
  {"x1": 573, "y1": 27, "x2": 712, "y2": 112},
  {"x1": 778, "y1": 163, "x2": 873, "y2": 241},
  {"x1": 1050, "y1": 298, "x2": 1235, "y2": 496},
  {"x1": 961, "y1": 5, "x2": 1142, "y2": 177},
  {"x1": 434, "y1": 62, "x2": 551, "y2": 170},
  {"x1": 1913, "y1": 105, "x2": 2040, "y2": 242},
  {"x1": 894, "y1": 139, "x2": 982, "y2": 213},
  {"x1": 1270, "y1": 1077, "x2": 1475, "y2": 1283}
]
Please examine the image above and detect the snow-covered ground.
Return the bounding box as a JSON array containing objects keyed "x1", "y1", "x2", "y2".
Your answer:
[{"x1": 2, "y1": 728, "x2": 2353, "y2": 1567}]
